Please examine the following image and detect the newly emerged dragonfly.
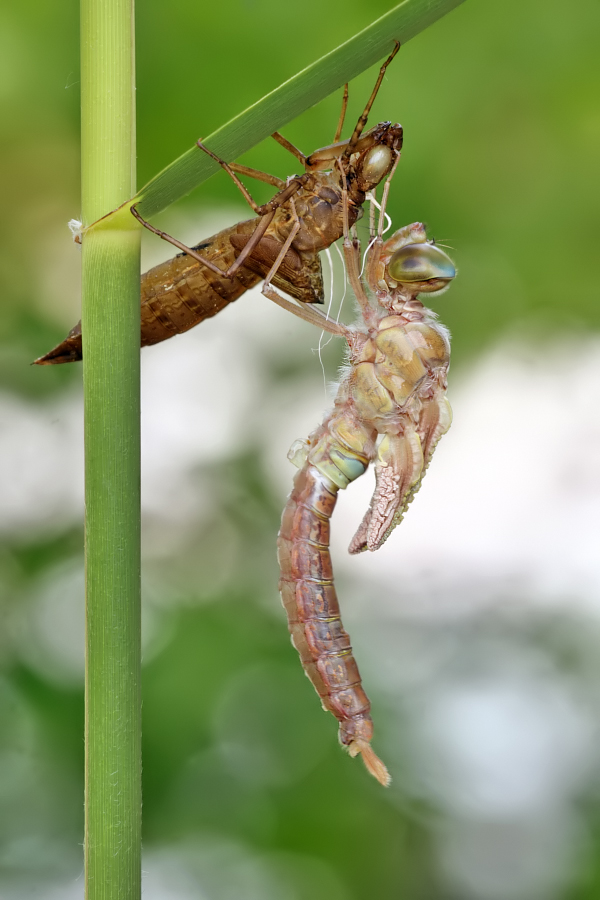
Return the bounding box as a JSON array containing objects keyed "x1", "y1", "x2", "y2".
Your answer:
[
  {"x1": 35, "y1": 45, "x2": 402, "y2": 365},
  {"x1": 276, "y1": 175, "x2": 456, "y2": 784}
]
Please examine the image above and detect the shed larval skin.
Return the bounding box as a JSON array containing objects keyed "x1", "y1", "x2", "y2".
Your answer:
[
  {"x1": 34, "y1": 122, "x2": 403, "y2": 366},
  {"x1": 34, "y1": 41, "x2": 403, "y2": 366},
  {"x1": 277, "y1": 222, "x2": 455, "y2": 784}
]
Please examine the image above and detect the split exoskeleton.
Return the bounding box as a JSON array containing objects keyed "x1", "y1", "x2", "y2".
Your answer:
[
  {"x1": 277, "y1": 164, "x2": 456, "y2": 784},
  {"x1": 35, "y1": 45, "x2": 402, "y2": 365}
]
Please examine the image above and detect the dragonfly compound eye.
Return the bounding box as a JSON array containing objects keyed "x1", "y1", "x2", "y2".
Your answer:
[{"x1": 387, "y1": 243, "x2": 456, "y2": 287}]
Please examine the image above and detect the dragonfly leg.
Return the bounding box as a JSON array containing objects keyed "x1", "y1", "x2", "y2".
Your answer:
[
  {"x1": 342, "y1": 41, "x2": 400, "y2": 160},
  {"x1": 197, "y1": 141, "x2": 311, "y2": 218},
  {"x1": 130, "y1": 204, "x2": 229, "y2": 277},
  {"x1": 344, "y1": 41, "x2": 400, "y2": 159},
  {"x1": 376, "y1": 149, "x2": 401, "y2": 237},
  {"x1": 343, "y1": 233, "x2": 378, "y2": 329},
  {"x1": 261, "y1": 196, "x2": 348, "y2": 336},
  {"x1": 131, "y1": 169, "x2": 309, "y2": 281},
  {"x1": 131, "y1": 201, "x2": 277, "y2": 281},
  {"x1": 333, "y1": 83, "x2": 349, "y2": 143},
  {"x1": 225, "y1": 175, "x2": 316, "y2": 276},
  {"x1": 197, "y1": 140, "x2": 286, "y2": 213},
  {"x1": 262, "y1": 283, "x2": 348, "y2": 336},
  {"x1": 271, "y1": 132, "x2": 307, "y2": 167},
  {"x1": 337, "y1": 161, "x2": 378, "y2": 328},
  {"x1": 227, "y1": 162, "x2": 285, "y2": 190},
  {"x1": 196, "y1": 141, "x2": 263, "y2": 212},
  {"x1": 262, "y1": 200, "x2": 302, "y2": 290},
  {"x1": 362, "y1": 150, "x2": 401, "y2": 293}
]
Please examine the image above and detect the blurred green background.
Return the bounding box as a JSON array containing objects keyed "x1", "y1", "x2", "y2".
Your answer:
[{"x1": 2, "y1": 0, "x2": 600, "y2": 897}]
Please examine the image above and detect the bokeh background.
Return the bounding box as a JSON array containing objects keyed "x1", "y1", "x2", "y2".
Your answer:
[{"x1": 2, "y1": 0, "x2": 600, "y2": 897}]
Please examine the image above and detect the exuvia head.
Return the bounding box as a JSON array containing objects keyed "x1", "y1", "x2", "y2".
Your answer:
[{"x1": 352, "y1": 122, "x2": 403, "y2": 193}]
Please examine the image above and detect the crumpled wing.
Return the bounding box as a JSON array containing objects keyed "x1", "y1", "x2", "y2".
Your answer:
[
  {"x1": 349, "y1": 391, "x2": 452, "y2": 555},
  {"x1": 348, "y1": 426, "x2": 424, "y2": 555},
  {"x1": 418, "y1": 394, "x2": 452, "y2": 469}
]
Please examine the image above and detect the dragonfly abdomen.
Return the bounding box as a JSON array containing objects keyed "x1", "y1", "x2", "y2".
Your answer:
[{"x1": 278, "y1": 460, "x2": 390, "y2": 786}]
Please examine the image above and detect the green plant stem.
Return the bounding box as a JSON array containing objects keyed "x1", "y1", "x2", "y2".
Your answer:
[{"x1": 81, "y1": 0, "x2": 141, "y2": 896}]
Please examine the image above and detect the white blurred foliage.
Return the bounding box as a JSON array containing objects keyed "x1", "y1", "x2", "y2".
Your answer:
[
  {"x1": 139, "y1": 325, "x2": 260, "y2": 523},
  {"x1": 141, "y1": 839, "x2": 349, "y2": 900},
  {"x1": 12, "y1": 559, "x2": 173, "y2": 686},
  {"x1": 0, "y1": 390, "x2": 84, "y2": 535},
  {"x1": 364, "y1": 623, "x2": 600, "y2": 900},
  {"x1": 3, "y1": 838, "x2": 348, "y2": 900},
  {"x1": 437, "y1": 810, "x2": 587, "y2": 900},
  {"x1": 407, "y1": 670, "x2": 595, "y2": 819}
]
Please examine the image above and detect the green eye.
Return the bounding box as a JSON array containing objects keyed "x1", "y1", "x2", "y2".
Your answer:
[{"x1": 387, "y1": 243, "x2": 456, "y2": 284}]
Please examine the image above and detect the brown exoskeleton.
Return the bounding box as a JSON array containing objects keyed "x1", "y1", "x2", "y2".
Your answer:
[{"x1": 35, "y1": 44, "x2": 402, "y2": 365}]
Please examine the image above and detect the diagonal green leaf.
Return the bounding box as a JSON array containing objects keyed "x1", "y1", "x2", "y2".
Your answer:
[{"x1": 134, "y1": 0, "x2": 465, "y2": 220}]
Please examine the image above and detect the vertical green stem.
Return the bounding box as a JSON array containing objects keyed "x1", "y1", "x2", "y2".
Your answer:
[{"x1": 81, "y1": 0, "x2": 141, "y2": 896}]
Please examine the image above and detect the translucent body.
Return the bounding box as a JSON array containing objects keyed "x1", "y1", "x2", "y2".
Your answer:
[{"x1": 277, "y1": 223, "x2": 455, "y2": 784}]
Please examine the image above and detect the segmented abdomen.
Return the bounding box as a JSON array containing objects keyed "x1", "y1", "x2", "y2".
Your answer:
[
  {"x1": 277, "y1": 462, "x2": 390, "y2": 785},
  {"x1": 33, "y1": 220, "x2": 263, "y2": 365},
  {"x1": 139, "y1": 219, "x2": 262, "y2": 347}
]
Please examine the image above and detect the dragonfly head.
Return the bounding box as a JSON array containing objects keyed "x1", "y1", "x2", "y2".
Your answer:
[
  {"x1": 379, "y1": 223, "x2": 456, "y2": 297},
  {"x1": 387, "y1": 241, "x2": 456, "y2": 293}
]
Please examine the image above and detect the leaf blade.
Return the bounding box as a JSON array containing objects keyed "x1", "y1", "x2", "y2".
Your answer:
[{"x1": 135, "y1": 0, "x2": 465, "y2": 219}]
